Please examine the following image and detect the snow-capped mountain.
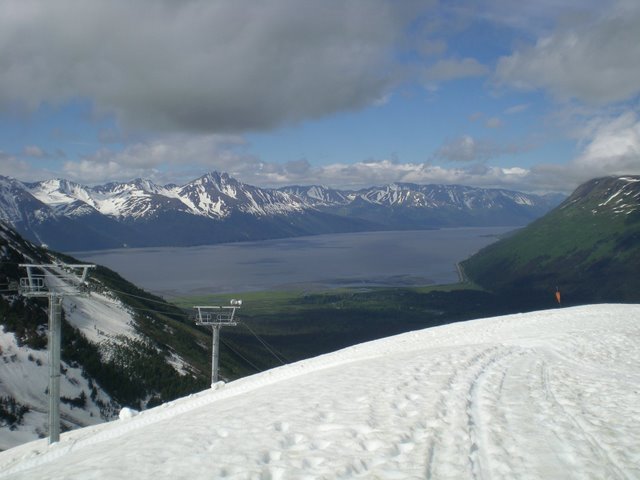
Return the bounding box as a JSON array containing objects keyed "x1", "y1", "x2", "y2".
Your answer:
[
  {"x1": 281, "y1": 182, "x2": 546, "y2": 209},
  {"x1": 0, "y1": 172, "x2": 560, "y2": 251},
  {"x1": 0, "y1": 177, "x2": 57, "y2": 233},
  {"x1": 280, "y1": 182, "x2": 558, "y2": 229},
  {"x1": 1, "y1": 303, "x2": 638, "y2": 478},
  {"x1": 176, "y1": 172, "x2": 306, "y2": 218},
  {"x1": 28, "y1": 172, "x2": 306, "y2": 222},
  {"x1": 28, "y1": 178, "x2": 96, "y2": 211},
  {"x1": 279, "y1": 184, "x2": 351, "y2": 206}
]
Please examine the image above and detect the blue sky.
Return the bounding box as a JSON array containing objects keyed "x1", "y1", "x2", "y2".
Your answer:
[{"x1": 0, "y1": 0, "x2": 639, "y2": 193}]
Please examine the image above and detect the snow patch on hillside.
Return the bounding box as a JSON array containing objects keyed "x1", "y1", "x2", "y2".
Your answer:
[
  {"x1": 0, "y1": 329, "x2": 115, "y2": 452},
  {"x1": 0, "y1": 304, "x2": 638, "y2": 478},
  {"x1": 596, "y1": 176, "x2": 640, "y2": 215},
  {"x1": 62, "y1": 292, "x2": 138, "y2": 345}
]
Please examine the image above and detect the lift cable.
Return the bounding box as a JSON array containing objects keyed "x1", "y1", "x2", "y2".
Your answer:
[
  {"x1": 101, "y1": 287, "x2": 180, "y2": 307},
  {"x1": 241, "y1": 321, "x2": 288, "y2": 365},
  {"x1": 119, "y1": 306, "x2": 191, "y2": 319},
  {"x1": 219, "y1": 337, "x2": 262, "y2": 374},
  {"x1": 11, "y1": 274, "x2": 290, "y2": 369},
  {"x1": 109, "y1": 287, "x2": 292, "y2": 366},
  {"x1": 101, "y1": 293, "x2": 290, "y2": 367}
]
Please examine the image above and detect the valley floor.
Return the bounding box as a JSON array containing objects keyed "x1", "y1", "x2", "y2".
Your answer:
[{"x1": 0, "y1": 304, "x2": 639, "y2": 479}]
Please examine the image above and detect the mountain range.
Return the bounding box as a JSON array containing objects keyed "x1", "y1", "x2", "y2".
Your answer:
[
  {"x1": 1, "y1": 174, "x2": 637, "y2": 451},
  {"x1": 0, "y1": 172, "x2": 561, "y2": 251}
]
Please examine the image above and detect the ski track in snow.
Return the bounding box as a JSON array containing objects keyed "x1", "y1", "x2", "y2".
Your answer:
[{"x1": 0, "y1": 304, "x2": 639, "y2": 479}]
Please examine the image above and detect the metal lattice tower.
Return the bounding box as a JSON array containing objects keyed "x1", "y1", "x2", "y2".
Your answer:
[
  {"x1": 193, "y1": 300, "x2": 242, "y2": 386},
  {"x1": 19, "y1": 262, "x2": 95, "y2": 444}
]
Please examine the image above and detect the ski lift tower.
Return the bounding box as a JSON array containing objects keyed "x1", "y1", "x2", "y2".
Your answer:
[
  {"x1": 19, "y1": 262, "x2": 95, "y2": 444},
  {"x1": 193, "y1": 300, "x2": 242, "y2": 386}
]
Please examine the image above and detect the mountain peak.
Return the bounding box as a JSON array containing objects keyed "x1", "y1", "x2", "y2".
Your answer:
[{"x1": 197, "y1": 171, "x2": 232, "y2": 185}]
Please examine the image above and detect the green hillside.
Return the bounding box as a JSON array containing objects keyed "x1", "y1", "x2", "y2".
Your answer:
[{"x1": 462, "y1": 176, "x2": 640, "y2": 306}]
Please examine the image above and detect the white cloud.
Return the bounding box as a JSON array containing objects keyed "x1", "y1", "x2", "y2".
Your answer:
[
  {"x1": 0, "y1": 152, "x2": 38, "y2": 180},
  {"x1": 572, "y1": 112, "x2": 640, "y2": 176},
  {"x1": 55, "y1": 135, "x2": 541, "y2": 191},
  {"x1": 434, "y1": 135, "x2": 479, "y2": 162},
  {"x1": 251, "y1": 159, "x2": 533, "y2": 191},
  {"x1": 62, "y1": 159, "x2": 136, "y2": 185},
  {"x1": 495, "y1": 1, "x2": 640, "y2": 104},
  {"x1": 267, "y1": 114, "x2": 640, "y2": 191},
  {"x1": 61, "y1": 134, "x2": 258, "y2": 184},
  {"x1": 19, "y1": 109, "x2": 639, "y2": 192},
  {"x1": 514, "y1": 111, "x2": 640, "y2": 191},
  {"x1": 0, "y1": 0, "x2": 428, "y2": 134}
]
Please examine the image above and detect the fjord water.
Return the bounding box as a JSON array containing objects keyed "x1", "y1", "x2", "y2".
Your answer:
[{"x1": 75, "y1": 227, "x2": 515, "y2": 297}]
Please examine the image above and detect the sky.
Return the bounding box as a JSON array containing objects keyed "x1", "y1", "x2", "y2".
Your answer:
[{"x1": 0, "y1": 0, "x2": 639, "y2": 193}]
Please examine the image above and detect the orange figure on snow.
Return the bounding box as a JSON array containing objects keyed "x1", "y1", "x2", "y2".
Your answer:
[{"x1": 555, "y1": 287, "x2": 561, "y2": 305}]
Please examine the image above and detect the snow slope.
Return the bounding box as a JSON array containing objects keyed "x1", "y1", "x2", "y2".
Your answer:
[
  {"x1": 0, "y1": 304, "x2": 639, "y2": 479},
  {"x1": 0, "y1": 329, "x2": 115, "y2": 451},
  {"x1": 0, "y1": 288, "x2": 139, "y2": 451}
]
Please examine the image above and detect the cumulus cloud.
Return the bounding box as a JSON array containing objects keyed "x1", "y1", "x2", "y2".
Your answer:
[
  {"x1": 569, "y1": 111, "x2": 640, "y2": 180},
  {"x1": 571, "y1": 112, "x2": 640, "y2": 176},
  {"x1": 18, "y1": 108, "x2": 639, "y2": 192},
  {"x1": 312, "y1": 161, "x2": 532, "y2": 191},
  {"x1": 54, "y1": 134, "x2": 540, "y2": 191},
  {"x1": 512, "y1": 111, "x2": 640, "y2": 191},
  {"x1": 0, "y1": 152, "x2": 39, "y2": 180},
  {"x1": 249, "y1": 158, "x2": 530, "y2": 190},
  {"x1": 0, "y1": 0, "x2": 425, "y2": 134},
  {"x1": 61, "y1": 133, "x2": 258, "y2": 184},
  {"x1": 495, "y1": 1, "x2": 640, "y2": 104}
]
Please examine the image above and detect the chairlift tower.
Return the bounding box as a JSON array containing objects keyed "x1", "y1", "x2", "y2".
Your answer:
[
  {"x1": 19, "y1": 262, "x2": 95, "y2": 444},
  {"x1": 193, "y1": 300, "x2": 242, "y2": 385}
]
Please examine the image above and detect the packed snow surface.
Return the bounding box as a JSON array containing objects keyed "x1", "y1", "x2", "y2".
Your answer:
[{"x1": 1, "y1": 304, "x2": 639, "y2": 479}]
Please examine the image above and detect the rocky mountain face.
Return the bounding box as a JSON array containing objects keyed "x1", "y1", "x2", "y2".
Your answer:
[
  {"x1": 0, "y1": 172, "x2": 560, "y2": 251},
  {"x1": 462, "y1": 175, "x2": 640, "y2": 305}
]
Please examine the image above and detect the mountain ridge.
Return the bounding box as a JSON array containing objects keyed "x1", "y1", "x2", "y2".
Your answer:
[
  {"x1": 462, "y1": 175, "x2": 640, "y2": 304},
  {"x1": 1, "y1": 172, "x2": 561, "y2": 251}
]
